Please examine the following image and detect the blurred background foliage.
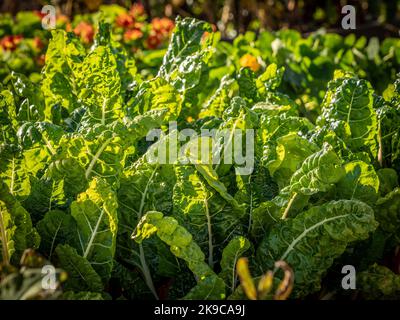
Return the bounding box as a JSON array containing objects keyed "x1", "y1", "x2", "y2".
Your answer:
[{"x1": 1, "y1": 0, "x2": 399, "y2": 39}]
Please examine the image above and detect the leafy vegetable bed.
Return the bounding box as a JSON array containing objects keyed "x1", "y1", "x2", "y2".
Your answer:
[{"x1": 0, "y1": 16, "x2": 400, "y2": 300}]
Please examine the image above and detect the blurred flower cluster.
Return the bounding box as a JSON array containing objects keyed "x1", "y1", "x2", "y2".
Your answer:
[
  {"x1": 115, "y1": 4, "x2": 174, "y2": 50},
  {"x1": 0, "y1": 35, "x2": 23, "y2": 51},
  {"x1": 0, "y1": 4, "x2": 175, "y2": 81}
]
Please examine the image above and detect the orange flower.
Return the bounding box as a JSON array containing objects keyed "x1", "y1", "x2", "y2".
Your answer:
[
  {"x1": 239, "y1": 54, "x2": 261, "y2": 72},
  {"x1": 133, "y1": 22, "x2": 144, "y2": 30},
  {"x1": 65, "y1": 23, "x2": 72, "y2": 32},
  {"x1": 146, "y1": 32, "x2": 162, "y2": 49},
  {"x1": 124, "y1": 29, "x2": 143, "y2": 42},
  {"x1": 151, "y1": 17, "x2": 174, "y2": 35},
  {"x1": 130, "y1": 3, "x2": 145, "y2": 18},
  {"x1": 202, "y1": 31, "x2": 211, "y2": 42},
  {"x1": 57, "y1": 14, "x2": 70, "y2": 25},
  {"x1": 151, "y1": 18, "x2": 162, "y2": 32},
  {"x1": 37, "y1": 54, "x2": 46, "y2": 66},
  {"x1": 73, "y1": 21, "x2": 94, "y2": 44},
  {"x1": 159, "y1": 18, "x2": 174, "y2": 33},
  {"x1": 116, "y1": 13, "x2": 134, "y2": 28},
  {"x1": 150, "y1": 17, "x2": 174, "y2": 44},
  {"x1": 0, "y1": 35, "x2": 23, "y2": 51}
]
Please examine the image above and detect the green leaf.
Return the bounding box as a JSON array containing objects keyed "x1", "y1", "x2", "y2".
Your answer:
[
  {"x1": 43, "y1": 158, "x2": 88, "y2": 198},
  {"x1": 377, "y1": 168, "x2": 398, "y2": 196},
  {"x1": 219, "y1": 236, "x2": 251, "y2": 294},
  {"x1": 253, "y1": 92, "x2": 299, "y2": 117},
  {"x1": 60, "y1": 133, "x2": 127, "y2": 187},
  {"x1": 133, "y1": 211, "x2": 226, "y2": 299},
  {"x1": 117, "y1": 156, "x2": 175, "y2": 233},
  {"x1": 358, "y1": 264, "x2": 400, "y2": 299},
  {"x1": 318, "y1": 76, "x2": 378, "y2": 158},
  {"x1": 195, "y1": 163, "x2": 243, "y2": 211},
  {"x1": 157, "y1": 17, "x2": 214, "y2": 115},
  {"x1": 41, "y1": 30, "x2": 82, "y2": 121},
  {"x1": 0, "y1": 90, "x2": 18, "y2": 143},
  {"x1": 256, "y1": 63, "x2": 285, "y2": 93},
  {"x1": 375, "y1": 96, "x2": 400, "y2": 170},
  {"x1": 199, "y1": 75, "x2": 236, "y2": 118},
  {"x1": 257, "y1": 200, "x2": 377, "y2": 297},
  {"x1": 93, "y1": 22, "x2": 139, "y2": 100},
  {"x1": 55, "y1": 244, "x2": 103, "y2": 292},
  {"x1": 11, "y1": 72, "x2": 45, "y2": 122},
  {"x1": 0, "y1": 181, "x2": 39, "y2": 264},
  {"x1": 36, "y1": 210, "x2": 77, "y2": 259},
  {"x1": 71, "y1": 178, "x2": 118, "y2": 282},
  {"x1": 374, "y1": 188, "x2": 400, "y2": 236},
  {"x1": 258, "y1": 115, "x2": 313, "y2": 151},
  {"x1": 22, "y1": 175, "x2": 65, "y2": 221},
  {"x1": 74, "y1": 45, "x2": 123, "y2": 126},
  {"x1": 336, "y1": 160, "x2": 380, "y2": 205},
  {"x1": 237, "y1": 68, "x2": 259, "y2": 102},
  {"x1": 249, "y1": 201, "x2": 280, "y2": 241},
  {"x1": 159, "y1": 17, "x2": 212, "y2": 79},
  {"x1": 172, "y1": 165, "x2": 215, "y2": 267},
  {"x1": 173, "y1": 164, "x2": 246, "y2": 268},
  {"x1": 0, "y1": 146, "x2": 31, "y2": 200},
  {"x1": 129, "y1": 77, "x2": 182, "y2": 122},
  {"x1": 289, "y1": 143, "x2": 344, "y2": 195},
  {"x1": 263, "y1": 133, "x2": 319, "y2": 188},
  {"x1": 0, "y1": 200, "x2": 15, "y2": 265}
]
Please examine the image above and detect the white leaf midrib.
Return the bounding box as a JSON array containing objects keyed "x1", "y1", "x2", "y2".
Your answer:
[
  {"x1": 83, "y1": 209, "x2": 105, "y2": 259},
  {"x1": 278, "y1": 213, "x2": 348, "y2": 265}
]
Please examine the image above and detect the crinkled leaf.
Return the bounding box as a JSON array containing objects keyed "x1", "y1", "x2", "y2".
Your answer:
[
  {"x1": 71, "y1": 178, "x2": 118, "y2": 282},
  {"x1": 256, "y1": 200, "x2": 377, "y2": 297},
  {"x1": 358, "y1": 264, "x2": 400, "y2": 300},
  {"x1": 36, "y1": 210, "x2": 77, "y2": 259},
  {"x1": 133, "y1": 211, "x2": 226, "y2": 300},
  {"x1": 317, "y1": 76, "x2": 378, "y2": 158},
  {"x1": 336, "y1": 160, "x2": 379, "y2": 205},
  {"x1": 55, "y1": 244, "x2": 103, "y2": 292},
  {"x1": 289, "y1": 143, "x2": 344, "y2": 195},
  {"x1": 0, "y1": 181, "x2": 39, "y2": 264},
  {"x1": 219, "y1": 236, "x2": 251, "y2": 294}
]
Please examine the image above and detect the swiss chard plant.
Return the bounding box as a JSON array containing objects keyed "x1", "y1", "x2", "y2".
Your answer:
[{"x1": 0, "y1": 16, "x2": 400, "y2": 300}]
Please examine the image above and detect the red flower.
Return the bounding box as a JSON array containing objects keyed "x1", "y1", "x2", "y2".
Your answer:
[
  {"x1": 116, "y1": 13, "x2": 134, "y2": 28},
  {"x1": 130, "y1": 3, "x2": 146, "y2": 18},
  {"x1": 33, "y1": 10, "x2": 46, "y2": 19},
  {"x1": 124, "y1": 29, "x2": 143, "y2": 42},
  {"x1": 146, "y1": 32, "x2": 162, "y2": 49},
  {"x1": 33, "y1": 37, "x2": 44, "y2": 51},
  {"x1": 0, "y1": 35, "x2": 23, "y2": 51},
  {"x1": 73, "y1": 21, "x2": 94, "y2": 44}
]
